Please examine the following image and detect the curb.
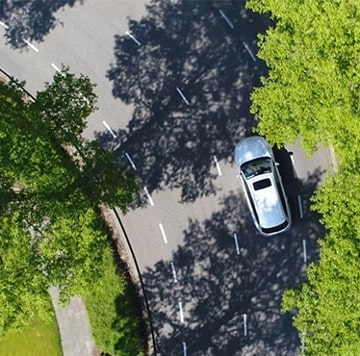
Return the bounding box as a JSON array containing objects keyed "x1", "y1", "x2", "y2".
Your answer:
[
  {"x1": 327, "y1": 145, "x2": 338, "y2": 174},
  {"x1": 0, "y1": 67, "x2": 35, "y2": 100},
  {"x1": 101, "y1": 206, "x2": 157, "y2": 356}
]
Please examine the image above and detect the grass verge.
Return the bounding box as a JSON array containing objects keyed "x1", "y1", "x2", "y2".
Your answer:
[{"x1": 0, "y1": 299, "x2": 62, "y2": 356}]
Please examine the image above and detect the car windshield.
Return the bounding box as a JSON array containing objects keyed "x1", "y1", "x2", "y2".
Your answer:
[{"x1": 241, "y1": 157, "x2": 272, "y2": 179}]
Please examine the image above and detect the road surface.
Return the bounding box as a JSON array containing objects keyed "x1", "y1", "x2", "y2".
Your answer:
[{"x1": 0, "y1": 1, "x2": 334, "y2": 355}]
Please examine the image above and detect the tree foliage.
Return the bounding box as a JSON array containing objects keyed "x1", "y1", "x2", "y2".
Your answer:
[
  {"x1": 84, "y1": 248, "x2": 143, "y2": 356},
  {"x1": 0, "y1": 213, "x2": 50, "y2": 332},
  {"x1": 247, "y1": 0, "x2": 360, "y2": 162},
  {"x1": 282, "y1": 174, "x2": 360, "y2": 354},
  {"x1": 34, "y1": 65, "x2": 97, "y2": 146},
  {"x1": 246, "y1": 0, "x2": 360, "y2": 354},
  {"x1": 0, "y1": 72, "x2": 139, "y2": 338},
  {"x1": 79, "y1": 141, "x2": 139, "y2": 210}
]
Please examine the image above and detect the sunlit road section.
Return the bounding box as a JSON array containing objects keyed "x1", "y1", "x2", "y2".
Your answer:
[{"x1": 0, "y1": 1, "x2": 334, "y2": 355}]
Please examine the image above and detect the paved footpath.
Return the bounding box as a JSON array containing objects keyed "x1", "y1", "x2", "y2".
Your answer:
[{"x1": 49, "y1": 287, "x2": 99, "y2": 356}]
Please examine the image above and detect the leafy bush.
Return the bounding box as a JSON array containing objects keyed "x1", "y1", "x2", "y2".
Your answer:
[{"x1": 84, "y1": 248, "x2": 144, "y2": 356}]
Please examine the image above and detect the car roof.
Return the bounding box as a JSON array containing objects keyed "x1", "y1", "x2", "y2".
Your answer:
[
  {"x1": 235, "y1": 136, "x2": 272, "y2": 168},
  {"x1": 248, "y1": 172, "x2": 287, "y2": 229}
]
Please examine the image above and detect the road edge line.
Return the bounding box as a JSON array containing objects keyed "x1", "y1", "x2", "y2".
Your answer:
[{"x1": 110, "y1": 206, "x2": 157, "y2": 356}]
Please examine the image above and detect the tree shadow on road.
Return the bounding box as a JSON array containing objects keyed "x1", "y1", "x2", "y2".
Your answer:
[
  {"x1": 96, "y1": 0, "x2": 269, "y2": 204},
  {"x1": 141, "y1": 168, "x2": 325, "y2": 355},
  {"x1": 0, "y1": 0, "x2": 84, "y2": 49}
]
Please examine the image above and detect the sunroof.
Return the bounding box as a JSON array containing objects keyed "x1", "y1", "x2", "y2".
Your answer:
[{"x1": 253, "y1": 178, "x2": 271, "y2": 191}]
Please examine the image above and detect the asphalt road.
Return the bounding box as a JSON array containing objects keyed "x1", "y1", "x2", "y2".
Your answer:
[{"x1": 0, "y1": 1, "x2": 334, "y2": 355}]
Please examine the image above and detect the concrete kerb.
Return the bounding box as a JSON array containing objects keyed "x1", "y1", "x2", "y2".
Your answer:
[
  {"x1": 100, "y1": 205, "x2": 157, "y2": 356},
  {"x1": 327, "y1": 145, "x2": 338, "y2": 174}
]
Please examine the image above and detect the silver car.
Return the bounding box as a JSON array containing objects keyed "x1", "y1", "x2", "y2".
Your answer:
[{"x1": 235, "y1": 136, "x2": 291, "y2": 236}]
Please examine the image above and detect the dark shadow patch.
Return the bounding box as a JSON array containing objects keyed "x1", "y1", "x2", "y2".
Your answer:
[
  {"x1": 141, "y1": 165, "x2": 324, "y2": 355},
  {"x1": 0, "y1": 0, "x2": 84, "y2": 49},
  {"x1": 97, "y1": 0, "x2": 270, "y2": 204}
]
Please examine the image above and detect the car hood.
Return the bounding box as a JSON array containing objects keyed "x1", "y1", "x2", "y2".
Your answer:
[{"x1": 235, "y1": 136, "x2": 272, "y2": 168}]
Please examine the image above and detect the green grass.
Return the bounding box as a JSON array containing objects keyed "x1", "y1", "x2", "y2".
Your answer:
[
  {"x1": 84, "y1": 247, "x2": 144, "y2": 356},
  {"x1": 0, "y1": 306, "x2": 62, "y2": 356}
]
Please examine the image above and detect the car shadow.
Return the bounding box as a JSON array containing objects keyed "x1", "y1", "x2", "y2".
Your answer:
[
  {"x1": 273, "y1": 146, "x2": 302, "y2": 224},
  {"x1": 273, "y1": 146, "x2": 326, "y2": 235},
  {"x1": 95, "y1": 0, "x2": 270, "y2": 205}
]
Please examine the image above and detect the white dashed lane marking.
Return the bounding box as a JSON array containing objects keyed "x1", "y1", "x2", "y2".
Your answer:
[
  {"x1": 102, "y1": 120, "x2": 117, "y2": 138},
  {"x1": 219, "y1": 9, "x2": 234, "y2": 29},
  {"x1": 213, "y1": 155, "x2": 222, "y2": 176},
  {"x1": 302, "y1": 239, "x2": 307, "y2": 264},
  {"x1": 23, "y1": 39, "x2": 39, "y2": 52},
  {"x1": 233, "y1": 233, "x2": 240, "y2": 255},
  {"x1": 159, "y1": 223, "x2": 168, "y2": 244},
  {"x1": 243, "y1": 41, "x2": 256, "y2": 62},
  {"x1": 170, "y1": 262, "x2": 178, "y2": 283},
  {"x1": 179, "y1": 301, "x2": 184, "y2": 324},
  {"x1": 51, "y1": 63, "x2": 62, "y2": 73},
  {"x1": 183, "y1": 342, "x2": 187, "y2": 356},
  {"x1": 0, "y1": 21, "x2": 9, "y2": 29},
  {"x1": 298, "y1": 195, "x2": 304, "y2": 219},
  {"x1": 143, "y1": 186, "x2": 154, "y2": 206},
  {"x1": 176, "y1": 87, "x2": 190, "y2": 105},
  {"x1": 125, "y1": 31, "x2": 141, "y2": 46},
  {"x1": 124, "y1": 152, "x2": 137, "y2": 171},
  {"x1": 243, "y1": 314, "x2": 248, "y2": 336}
]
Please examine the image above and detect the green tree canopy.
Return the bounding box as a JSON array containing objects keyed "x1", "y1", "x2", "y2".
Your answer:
[
  {"x1": 0, "y1": 71, "x2": 139, "y2": 336},
  {"x1": 79, "y1": 141, "x2": 139, "y2": 210},
  {"x1": 282, "y1": 172, "x2": 360, "y2": 355},
  {"x1": 0, "y1": 213, "x2": 50, "y2": 333},
  {"x1": 246, "y1": 0, "x2": 360, "y2": 354},
  {"x1": 247, "y1": 0, "x2": 360, "y2": 164},
  {"x1": 33, "y1": 65, "x2": 97, "y2": 146}
]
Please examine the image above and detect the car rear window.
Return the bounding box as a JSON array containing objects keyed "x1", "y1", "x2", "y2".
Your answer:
[
  {"x1": 262, "y1": 220, "x2": 289, "y2": 235},
  {"x1": 253, "y1": 178, "x2": 271, "y2": 191}
]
